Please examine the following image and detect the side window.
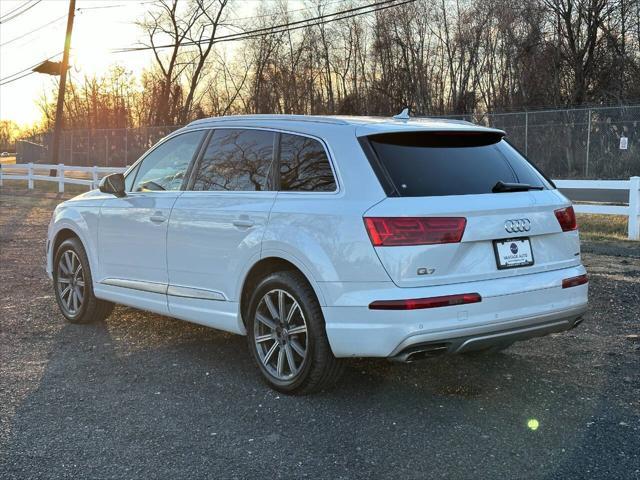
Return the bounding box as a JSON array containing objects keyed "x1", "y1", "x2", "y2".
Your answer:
[
  {"x1": 131, "y1": 131, "x2": 203, "y2": 192},
  {"x1": 124, "y1": 164, "x2": 139, "y2": 191},
  {"x1": 279, "y1": 133, "x2": 336, "y2": 192},
  {"x1": 192, "y1": 129, "x2": 275, "y2": 191}
]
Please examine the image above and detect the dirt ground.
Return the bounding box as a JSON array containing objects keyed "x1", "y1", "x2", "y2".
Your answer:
[{"x1": 1, "y1": 189, "x2": 638, "y2": 479}]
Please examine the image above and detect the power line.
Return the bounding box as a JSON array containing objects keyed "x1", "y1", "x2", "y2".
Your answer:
[
  {"x1": 0, "y1": 0, "x2": 149, "y2": 86},
  {"x1": 76, "y1": 0, "x2": 156, "y2": 11},
  {"x1": 0, "y1": 1, "x2": 153, "y2": 49},
  {"x1": 229, "y1": 1, "x2": 415, "y2": 45},
  {"x1": 115, "y1": 0, "x2": 413, "y2": 53},
  {"x1": 227, "y1": 0, "x2": 349, "y2": 22},
  {"x1": 114, "y1": 0, "x2": 351, "y2": 29},
  {"x1": 0, "y1": 0, "x2": 35, "y2": 20},
  {"x1": 0, "y1": 52, "x2": 63, "y2": 84},
  {"x1": 77, "y1": 3, "x2": 128, "y2": 10},
  {"x1": 145, "y1": 0, "x2": 406, "y2": 50},
  {"x1": 0, "y1": 70, "x2": 36, "y2": 86},
  {"x1": 0, "y1": 0, "x2": 411, "y2": 86},
  {"x1": 0, "y1": 14, "x2": 67, "y2": 47},
  {"x1": 0, "y1": 0, "x2": 43, "y2": 24}
]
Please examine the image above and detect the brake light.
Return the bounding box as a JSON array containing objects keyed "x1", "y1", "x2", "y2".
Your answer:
[
  {"x1": 364, "y1": 217, "x2": 466, "y2": 246},
  {"x1": 554, "y1": 206, "x2": 577, "y2": 232},
  {"x1": 562, "y1": 274, "x2": 588, "y2": 289},
  {"x1": 369, "y1": 293, "x2": 481, "y2": 310}
]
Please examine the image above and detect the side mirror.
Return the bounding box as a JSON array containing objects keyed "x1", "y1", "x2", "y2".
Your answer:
[{"x1": 99, "y1": 173, "x2": 126, "y2": 197}]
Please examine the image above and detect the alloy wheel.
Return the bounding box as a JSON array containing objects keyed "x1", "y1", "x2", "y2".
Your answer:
[
  {"x1": 57, "y1": 250, "x2": 85, "y2": 316},
  {"x1": 254, "y1": 289, "x2": 308, "y2": 381}
]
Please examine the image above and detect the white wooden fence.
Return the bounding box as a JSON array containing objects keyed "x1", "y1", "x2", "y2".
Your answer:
[
  {"x1": 1, "y1": 163, "x2": 638, "y2": 240},
  {"x1": 555, "y1": 177, "x2": 639, "y2": 240},
  {"x1": 0, "y1": 163, "x2": 127, "y2": 192}
]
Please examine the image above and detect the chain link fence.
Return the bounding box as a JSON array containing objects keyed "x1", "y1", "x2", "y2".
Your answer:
[
  {"x1": 16, "y1": 105, "x2": 640, "y2": 179},
  {"x1": 16, "y1": 126, "x2": 182, "y2": 169},
  {"x1": 440, "y1": 105, "x2": 640, "y2": 179}
]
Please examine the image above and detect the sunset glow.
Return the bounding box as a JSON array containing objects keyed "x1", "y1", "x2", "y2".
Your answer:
[
  {"x1": 0, "y1": 1, "x2": 154, "y2": 124},
  {"x1": 0, "y1": 0, "x2": 256, "y2": 126}
]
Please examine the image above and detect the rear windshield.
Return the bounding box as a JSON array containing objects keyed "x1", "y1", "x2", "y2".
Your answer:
[{"x1": 365, "y1": 131, "x2": 551, "y2": 197}]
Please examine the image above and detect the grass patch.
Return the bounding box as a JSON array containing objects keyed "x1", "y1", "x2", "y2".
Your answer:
[
  {"x1": 0, "y1": 180, "x2": 87, "y2": 196},
  {"x1": 577, "y1": 214, "x2": 629, "y2": 242}
]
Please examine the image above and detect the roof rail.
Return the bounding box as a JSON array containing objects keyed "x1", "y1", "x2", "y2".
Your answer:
[{"x1": 187, "y1": 114, "x2": 351, "y2": 127}]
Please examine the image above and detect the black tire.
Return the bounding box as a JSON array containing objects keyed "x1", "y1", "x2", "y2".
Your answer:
[
  {"x1": 246, "y1": 270, "x2": 344, "y2": 395},
  {"x1": 53, "y1": 237, "x2": 114, "y2": 324}
]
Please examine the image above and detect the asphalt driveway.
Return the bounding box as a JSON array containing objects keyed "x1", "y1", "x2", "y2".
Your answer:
[{"x1": 1, "y1": 191, "x2": 638, "y2": 479}]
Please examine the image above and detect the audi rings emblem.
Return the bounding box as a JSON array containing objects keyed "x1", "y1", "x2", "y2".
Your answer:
[{"x1": 504, "y1": 218, "x2": 531, "y2": 233}]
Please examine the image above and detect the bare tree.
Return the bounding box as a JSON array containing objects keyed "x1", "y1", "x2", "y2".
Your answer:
[
  {"x1": 32, "y1": 0, "x2": 640, "y2": 134},
  {"x1": 138, "y1": 0, "x2": 229, "y2": 125},
  {"x1": 543, "y1": 0, "x2": 613, "y2": 104}
]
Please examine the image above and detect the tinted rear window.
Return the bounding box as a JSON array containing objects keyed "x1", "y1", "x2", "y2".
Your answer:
[{"x1": 366, "y1": 132, "x2": 549, "y2": 197}]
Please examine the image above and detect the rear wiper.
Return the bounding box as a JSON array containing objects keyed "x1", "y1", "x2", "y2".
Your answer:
[{"x1": 492, "y1": 181, "x2": 544, "y2": 193}]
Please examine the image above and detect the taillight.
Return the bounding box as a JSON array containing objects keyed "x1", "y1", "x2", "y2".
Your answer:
[
  {"x1": 369, "y1": 293, "x2": 481, "y2": 310},
  {"x1": 562, "y1": 274, "x2": 588, "y2": 289},
  {"x1": 364, "y1": 217, "x2": 466, "y2": 246},
  {"x1": 555, "y1": 206, "x2": 577, "y2": 232}
]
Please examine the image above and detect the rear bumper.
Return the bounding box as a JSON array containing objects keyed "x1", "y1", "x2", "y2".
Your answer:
[
  {"x1": 321, "y1": 265, "x2": 588, "y2": 358},
  {"x1": 388, "y1": 305, "x2": 585, "y2": 361}
]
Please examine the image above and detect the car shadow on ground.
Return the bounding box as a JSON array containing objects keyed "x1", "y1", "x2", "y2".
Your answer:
[{"x1": 2, "y1": 305, "x2": 636, "y2": 480}]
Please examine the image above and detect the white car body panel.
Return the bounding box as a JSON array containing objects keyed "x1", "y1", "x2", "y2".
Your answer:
[
  {"x1": 93, "y1": 283, "x2": 170, "y2": 317},
  {"x1": 98, "y1": 192, "x2": 180, "y2": 287},
  {"x1": 262, "y1": 194, "x2": 390, "y2": 283},
  {"x1": 166, "y1": 191, "x2": 277, "y2": 334},
  {"x1": 364, "y1": 190, "x2": 582, "y2": 287},
  {"x1": 46, "y1": 114, "x2": 589, "y2": 359},
  {"x1": 46, "y1": 191, "x2": 104, "y2": 279},
  {"x1": 321, "y1": 266, "x2": 587, "y2": 357}
]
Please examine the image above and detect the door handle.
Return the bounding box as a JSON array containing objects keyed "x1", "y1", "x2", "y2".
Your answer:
[
  {"x1": 150, "y1": 214, "x2": 166, "y2": 223},
  {"x1": 232, "y1": 219, "x2": 255, "y2": 228}
]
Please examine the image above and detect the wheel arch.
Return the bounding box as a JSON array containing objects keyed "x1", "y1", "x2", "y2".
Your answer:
[
  {"x1": 52, "y1": 227, "x2": 79, "y2": 256},
  {"x1": 49, "y1": 220, "x2": 97, "y2": 282},
  {"x1": 238, "y1": 256, "x2": 326, "y2": 331}
]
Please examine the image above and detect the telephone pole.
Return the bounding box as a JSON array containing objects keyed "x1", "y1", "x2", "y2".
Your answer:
[{"x1": 50, "y1": 0, "x2": 76, "y2": 164}]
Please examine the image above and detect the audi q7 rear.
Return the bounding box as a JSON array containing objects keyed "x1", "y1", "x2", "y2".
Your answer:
[
  {"x1": 332, "y1": 124, "x2": 588, "y2": 365},
  {"x1": 47, "y1": 114, "x2": 588, "y2": 394}
]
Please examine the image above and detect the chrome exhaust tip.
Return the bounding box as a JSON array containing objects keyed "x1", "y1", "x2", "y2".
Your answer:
[{"x1": 390, "y1": 343, "x2": 449, "y2": 363}]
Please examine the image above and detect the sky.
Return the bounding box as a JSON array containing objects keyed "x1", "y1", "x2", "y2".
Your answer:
[{"x1": 0, "y1": 0, "x2": 257, "y2": 127}]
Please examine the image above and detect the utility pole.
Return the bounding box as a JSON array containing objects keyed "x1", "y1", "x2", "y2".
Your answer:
[{"x1": 50, "y1": 0, "x2": 76, "y2": 164}]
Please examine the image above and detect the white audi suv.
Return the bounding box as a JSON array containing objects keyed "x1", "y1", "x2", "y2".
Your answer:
[{"x1": 46, "y1": 114, "x2": 588, "y2": 393}]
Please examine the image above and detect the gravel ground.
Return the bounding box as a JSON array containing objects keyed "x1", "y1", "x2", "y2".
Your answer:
[{"x1": 1, "y1": 191, "x2": 639, "y2": 480}]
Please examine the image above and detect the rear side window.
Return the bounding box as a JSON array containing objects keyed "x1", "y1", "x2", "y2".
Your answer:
[
  {"x1": 366, "y1": 132, "x2": 550, "y2": 197},
  {"x1": 192, "y1": 129, "x2": 275, "y2": 191},
  {"x1": 279, "y1": 133, "x2": 336, "y2": 192}
]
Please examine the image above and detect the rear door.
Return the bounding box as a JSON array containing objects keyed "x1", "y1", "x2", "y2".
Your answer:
[
  {"x1": 166, "y1": 128, "x2": 277, "y2": 332},
  {"x1": 360, "y1": 130, "x2": 581, "y2": 288}
]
